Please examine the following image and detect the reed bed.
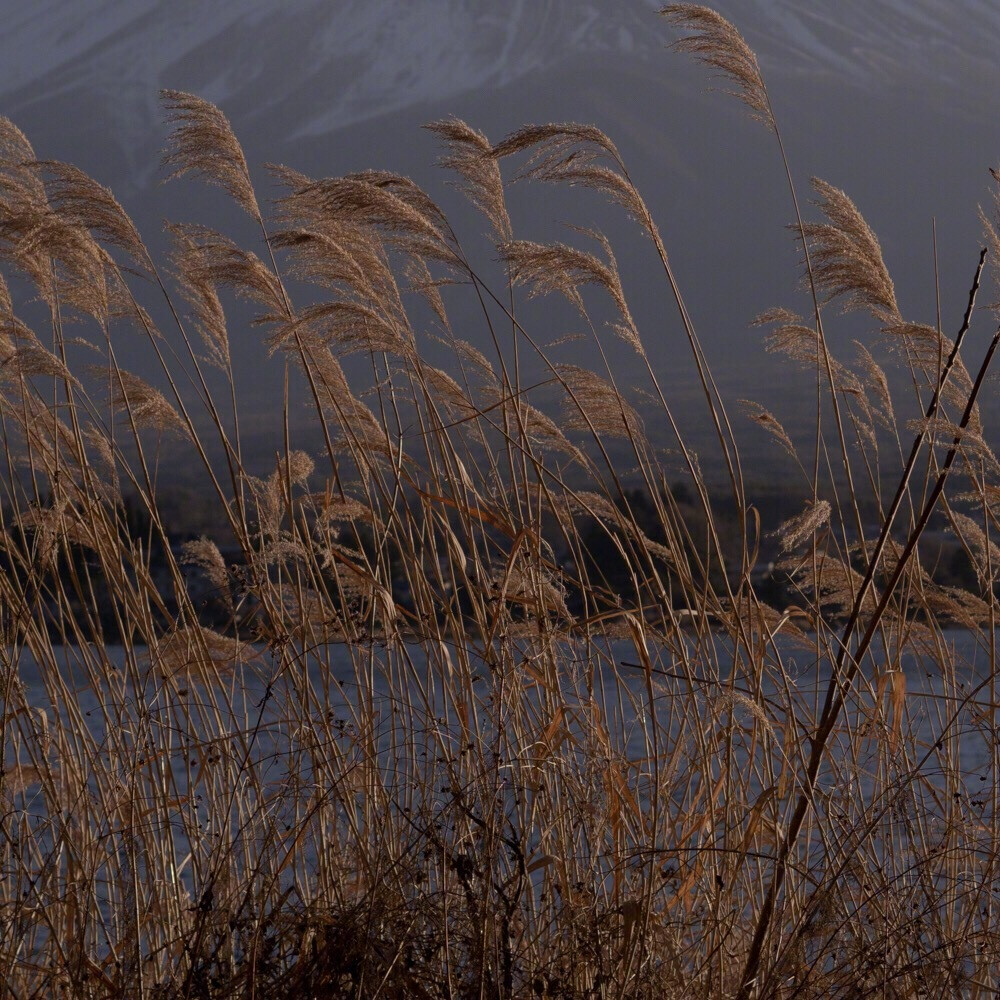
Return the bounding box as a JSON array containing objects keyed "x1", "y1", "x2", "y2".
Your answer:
[{"x1": 1, "y1": 5, "x2": 999, "y2": 996}]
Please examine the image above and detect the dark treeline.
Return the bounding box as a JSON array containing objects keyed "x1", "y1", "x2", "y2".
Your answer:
[{"x1": 2, "y1": 481, "x2": 982, "y2": 645}]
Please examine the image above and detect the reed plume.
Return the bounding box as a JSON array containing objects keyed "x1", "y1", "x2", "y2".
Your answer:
[
  {"x1": 0, "y1": 15, "x2": 993, "y2": 1000},
  {"x1": 660, "y1": 4, "x2": 774, "y2": 131},
  {"x1": 800, "y1": 177, "x2": 901, "y2": 323},
  {"x1": 161, "y1": 89, "x2": 260, "y2": 218}
]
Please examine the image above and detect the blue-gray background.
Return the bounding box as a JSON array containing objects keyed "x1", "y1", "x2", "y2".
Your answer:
[{"x1": 3, "y1": 1, "x2": 998, "y2": 485}]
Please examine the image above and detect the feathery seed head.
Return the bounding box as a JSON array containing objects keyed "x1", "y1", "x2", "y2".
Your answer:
[
  {"x1": 557, "y1": 364, "x2": 642, "y2": 440},
  {"x1": 160, "y1": 90, "x2": 260, "y2": 219},
  {"x1": 106, "y1": 369, "x2": 189, "y2": 439},
  {"x1": 800, "y1": 178, "x2": 900, "y2": 323},
  {"x1": 425, "y1": 117, "x2": 512, "y2": 242},
  {"x1": 660, "y1": 4, "x2": 775, "y2": 132},
  {"x1": 777, "y1": 500, "x2": 831, "y2": 553},
  {"x1": 34, "y1": 161, "x2": 151, "y2": 271}
]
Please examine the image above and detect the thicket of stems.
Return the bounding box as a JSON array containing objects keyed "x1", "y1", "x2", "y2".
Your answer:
[{"x1": 1, "y1": 8, "x2": 999, "y2": 996}]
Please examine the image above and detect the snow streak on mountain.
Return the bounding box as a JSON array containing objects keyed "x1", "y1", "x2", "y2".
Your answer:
[
  {"x1": 2, "y1": 1, "x2": 660, "y2": 141},
  {"x1": 1, "y1": 0, "x2": 997, "y2": 470},
  {"x1": 3, "y1": 1, "x2": 997, "y2": 147}
]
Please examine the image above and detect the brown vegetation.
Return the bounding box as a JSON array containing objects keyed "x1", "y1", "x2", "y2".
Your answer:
[{"x1": 0, "y1": 5, "x2": 999, "y2": 996}]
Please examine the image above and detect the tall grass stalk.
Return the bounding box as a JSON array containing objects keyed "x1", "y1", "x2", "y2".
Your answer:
[{"x1": 0, "y1": 7, "x2": 998, "y2": 996}]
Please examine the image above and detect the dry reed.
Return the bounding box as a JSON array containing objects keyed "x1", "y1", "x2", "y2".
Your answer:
[{"x1": 0, "y1": 10, "x2": 997, "y2": 999}]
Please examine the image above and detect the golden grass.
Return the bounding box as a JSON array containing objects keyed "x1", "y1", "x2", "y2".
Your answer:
[{"x1": 0, "y1": 6, "x2": 998, "y2": 996}]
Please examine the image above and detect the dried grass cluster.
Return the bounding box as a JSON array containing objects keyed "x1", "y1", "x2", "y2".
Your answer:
[{"x1": 0, "y1": 9, "x2": 998, "y2": 999}]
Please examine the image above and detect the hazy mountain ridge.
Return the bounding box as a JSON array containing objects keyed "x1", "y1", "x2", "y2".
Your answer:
[
  {"x1": 740, "y1": 0, "x2": 1000, "y2": 103},
  {"x1": 2, "y1": 0, "x2": 997, "y2": 478},
  {"x1": 3, "y1": 1, "x2": 662, "y2": 142},
  {"x1": 3, "y1": 1, "x2": 997, "y2": 149}
]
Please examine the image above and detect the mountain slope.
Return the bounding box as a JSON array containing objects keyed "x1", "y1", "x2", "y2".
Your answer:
[
  {"x1": 1, "y1": 1, "x2": 998, "y2": 477},
  {"x1": 3, "y1": 1, "x2": 998, "y2": 151}
]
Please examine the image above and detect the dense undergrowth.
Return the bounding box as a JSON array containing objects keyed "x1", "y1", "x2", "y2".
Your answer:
[{"x1": 2, "y1": 5, "x2": 1000, "y2": 997}]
